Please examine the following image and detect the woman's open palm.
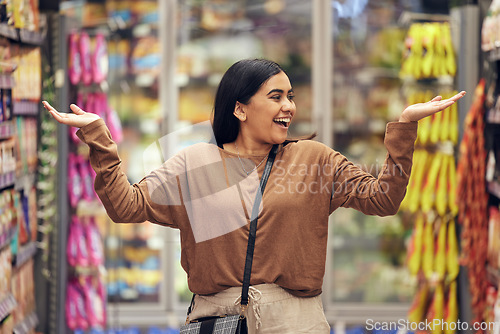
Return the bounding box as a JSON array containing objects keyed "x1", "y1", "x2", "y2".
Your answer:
[
  {"x1": 399, "y1": 90, "x2": 466, "y2": 122},
  {"x1": 42, "y1": 101, "x2": 100, "y2": 128}
]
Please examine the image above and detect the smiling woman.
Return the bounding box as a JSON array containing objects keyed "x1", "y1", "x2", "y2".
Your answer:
[{"x1": 42, "y1": 58, "x2": 465, "y2": 334}]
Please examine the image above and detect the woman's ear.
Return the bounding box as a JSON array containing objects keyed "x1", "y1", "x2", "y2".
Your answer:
[{"x1": 233, "y1": 102, "x2": 246, "y2": 122}]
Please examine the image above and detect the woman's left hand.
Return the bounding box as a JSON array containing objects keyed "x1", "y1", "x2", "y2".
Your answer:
[{"x1": 399, "y1": 90, "x2": 466, "y2": 122}]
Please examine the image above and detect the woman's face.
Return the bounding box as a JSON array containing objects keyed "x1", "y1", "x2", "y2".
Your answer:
[{"x1": 239, "y1": 71, "x2": 296, "y2": 146}]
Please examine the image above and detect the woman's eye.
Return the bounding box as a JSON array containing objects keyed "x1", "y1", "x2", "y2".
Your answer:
[
  {"x1": 271, "y1": 95, "x2": 281, "y2": 100},
  {"x1": 288, "y1": 95, "x2": 295, "y2": 101}
]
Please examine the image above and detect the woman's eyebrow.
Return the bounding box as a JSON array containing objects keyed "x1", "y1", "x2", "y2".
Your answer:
[{"x1": 266, "y1": 88, "x2": 294, "y2": 95}]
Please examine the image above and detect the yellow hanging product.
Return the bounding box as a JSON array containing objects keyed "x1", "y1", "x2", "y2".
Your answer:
[
  {"x1": 421, "y1": 23, "x2": 436, "y2": 78},
  {"x1": 407, "y1": 212, "x2": 425, "y2": 275},
  {"x1": 434, "y1": 218, "x2": 447, "y2": 280},
  {"x1": 435, "y1": 153, "x2": 449, "y2": 216},
  {"x1": 409, "y1": 149, "x2": 429, "y2": 213},
  {"x1": 418, "y1": 91, "x2": 432, "y2": 144},
  {"x1": 408, "y1": 283, "x2": 430, "y2": 323},
  {"x1": 421, "y1": 152, "x2": 443, "y2": 213},
  {"x1": 400, "y1": 25, "x2": 417, "y2": 77},
  {"x1": 442, "y1": 23, "x2": 457, "y2": 77},
  {"x1": 429, "y1": 106, "x2": 443, "y2": 144},
  {"x1": 439, "y1": 93, "x2": 451, "y2": 142},
  {"x1": 401, "y1": 149, "x2": 422, "y2": 210},
  {"x1": 422, "y1": 217, "x2": 435, "y2": 280},
  {"x1": 446, "y1": 219, "x2": 460, "y2": 281},
  {"x1": 432, "y1": 23, "x2": 446, "y2": 78},
  {"x1": 443, "y1": 281, "x2": 458, "y2": 334},
  {"x1": 449, "y1": 92, "x2": 459, "y2": 145},
  {"x1": 429, "y1": 283, "x2": 445, "y2": 334}
]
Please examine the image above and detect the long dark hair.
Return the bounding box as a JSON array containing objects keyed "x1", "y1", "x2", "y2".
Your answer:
[{"x1": 212, "y1": 59, "x2": 284, "y2": 145}]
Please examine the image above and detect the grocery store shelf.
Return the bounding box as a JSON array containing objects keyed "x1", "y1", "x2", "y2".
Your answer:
[
  {"x1": 0, "y1": 73, "x2": 14, "y2": 88},
  {"x1": 0, "y1": 293, "x2": 17, "y2": 322},
  {"x1": 0, "y1": 24, "x2": 46, "y2": 45},
  {"x1": 15, "y1": 242, "x2": 37, "y2": 269},
  {"x1": 488, "y1": 180, "x2": 500, "y2": 200},
  {"x1": 0, "y1": 121, "x2": 16, "y2": 139},
  {"x1": 0, "y1": 171, "x2": 16, "y2": 190},
  {"x1": 13, "y1": 311, "x2": 38, "y2": 334},
  {"x1": 0, "y1": 227, "x2": 15, "y2": 251},
  {"x1": 489, "y1": 47, "x2": 500, "y2": 62},
  {"x1": 12, "y1": 101, "x2": 39, "y2": 116},
  {"x1": 14, "y1": 173, "x2": 36, "y2": 193},
  {"x1": 487, "y1": 265, "x2": 500, "y2": 287},
  {"x1": 333, "y1": 119, "x2": 387, "y2": 136}
]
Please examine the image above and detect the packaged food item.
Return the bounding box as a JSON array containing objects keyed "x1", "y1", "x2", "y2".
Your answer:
[{"x1": 69, "y1": 32, "x2": 82, "y2": 85}]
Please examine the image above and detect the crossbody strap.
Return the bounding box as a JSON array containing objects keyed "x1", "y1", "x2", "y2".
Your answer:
[{"x1": 240, "y1": 144, "x2": 278, "y2": 313}]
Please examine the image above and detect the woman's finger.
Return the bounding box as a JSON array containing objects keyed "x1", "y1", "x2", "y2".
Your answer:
[
  {"x1": 430, "y1": 96, "x2": 442, "y2": 102},
  {"x1": 70, "y1": 104, "x2": 85, "y2": 115}
]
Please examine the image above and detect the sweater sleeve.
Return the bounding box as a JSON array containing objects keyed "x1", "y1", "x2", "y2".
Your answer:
[
  {"x1": 329, "y1": 121, "x2": 418, "y2": 216},
  {"x1": 76, "y1": 119, "x2": 180, "y2": 227}
]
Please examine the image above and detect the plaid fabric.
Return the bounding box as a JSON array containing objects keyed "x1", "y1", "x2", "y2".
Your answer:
[{"x1": 180, "y1": 315, "x2": 241, "y2": 334}]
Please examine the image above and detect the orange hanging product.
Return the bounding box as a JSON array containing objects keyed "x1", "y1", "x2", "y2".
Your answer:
[
  {"x1": 427, "y1": 283, "x2": 445, "y2": 334},
  {"x1": 407, "y1": 212, "x2": 425, "y2": 275},
  {"x1": 422, "y1": 152, "x2": 443, "y2": 213},
  {"x1": 418, "y1": 91, "x2": 433, "y2": 144},
  {"x1": 434, "y1": 218, "x2": 447, "y2": 281},
  {"x1": 439, "y1": 93, "x2": 451, "y2": 142},
  {"x1": 422, "y1": 216, "x2": 435, "y2": 280},
  {"x1": 429, "y1": 108, "x2": 443, "y2": 144},
  {"x1": 409, "y1": 149, "x2": 429, "y2": 213},
  {"x1": 446, "y1": 219, "x2": 460, "y2": 282},
  {"x1": 443, "y1": 281, "x2": 458, "y2": 334},
  {"x1": 408, "y1": 283, "x2": 430, "y2": 324},
  {"x1": 435, "y1": 154, "x2": 449, "y2": 217},
  {"x1": 448, "y1": 155, "x2": 459, "y2": 216}
]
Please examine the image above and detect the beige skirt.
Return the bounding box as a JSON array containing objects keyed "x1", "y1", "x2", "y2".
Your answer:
[{"x1": 188, "y1": 283, "x2": 331, "y2": 334}]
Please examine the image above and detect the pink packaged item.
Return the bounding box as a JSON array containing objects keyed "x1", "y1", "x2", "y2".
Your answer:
[
  {"x1": 68, "y1": 32, "x2": 82, "y2": 85},
  {"x1": 68, "y1": 153, "x2": 83, "y2": 207},
  {"x1": 85, "y1": 217, "x2": 104, "y2": 266},
  {"x1": 101, "y1": 93, "x2": 123, "y2": 143},
  {"x1": 78, "y1": 156, "x2": 95, "y2": 202},
  {"x1": 66, "y1": 217, "x2": 81, "y2": 267},
  {"x1": 84, "y1": 277, "x2": 105, "y2": 328},
  {"x1": 92, "y1": 33, "x2": 108, "y2": 84},
  {"x1": 73, "y1": 216, "x2": 90, "y2": 267},
  {"x1": 66, "y1": 283, "x2": 79, "y2": 330},
  {"x1": 69, "y1": 93, "x2": 85, "y2": 144},
  {"x1": 79, "y1": 32, "x2": 93, "y2": 86},
  {"x1": 74, "y1": 280, "x2": 89, "y2": 330}
]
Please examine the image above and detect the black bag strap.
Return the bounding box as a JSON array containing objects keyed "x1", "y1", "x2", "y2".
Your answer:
[
  {"x1": 240, "y1": 144, "x2": 278, "y2": 312},
  {"x1": 186, "y1": 144, "x2": 279, "y2": 319}
]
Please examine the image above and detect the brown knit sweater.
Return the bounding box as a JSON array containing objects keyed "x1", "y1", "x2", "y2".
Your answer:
[{"x1": 77, "y1": 119, "x2": 418, "y2": 297}]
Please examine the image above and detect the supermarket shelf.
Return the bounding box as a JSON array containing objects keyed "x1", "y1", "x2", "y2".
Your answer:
[
  {"x1": 488, "y1": 180, "x2": 500, "y2": 200},
  {"x1": 14, "y1": 242, "x2": 37, "y2": 269},
  {"x1": 0, "y1": 23, "x2": 46, "y2": 45},
  {"x1": 13, "y1": 311, "x2": 38, "y2": 334},
  {"x1": 14, "y1": 173, "x2": 36, "y2": 193},
  {"x1": 76, "y1": 199, "x2": 106, "y2": 217},
  {"x1": 12, "y1": 101, "x2": 39, "y2": 116},
  {"x1": 489, "y1": 47, "x2": 500, "y2": 62},
  {"x1": 487, "y1": 265, "x2": 500, "y2": 287},
  {"x1": 487, "y1": 107, "x2": 500, "y2": 124},
  {"x1": 0, "y1": 121, "x2": 16, "y2": 139},
  {"x1": 333, "y1": 119, "x2": 387, "y2": 136},
  {"x1": 0, "y1": 24, "x2": 18, "y2": 40},
  {"x1": 0, "y1": 171, "x2": 16, "y2": 190},
  {"x1": 0, "y1": 293, "x2": 17, "y2": 322},
  {"x1": 0, "y1": 227, "x2": 15, "y2": 250},
  {"x1": 0, "y1": 73, "x2": 14, "y2": 89}
]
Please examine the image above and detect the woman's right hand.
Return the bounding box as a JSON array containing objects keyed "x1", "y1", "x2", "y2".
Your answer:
[{"x1": 42, "y1": 101, "x2": 100, "y2": 128}]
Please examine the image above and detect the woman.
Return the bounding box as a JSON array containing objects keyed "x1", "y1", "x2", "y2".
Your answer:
[{"x1": 44, "y1": 59, "x2": 465, "y2": 333}]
